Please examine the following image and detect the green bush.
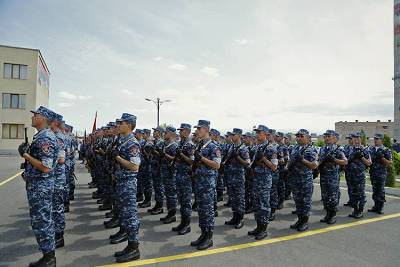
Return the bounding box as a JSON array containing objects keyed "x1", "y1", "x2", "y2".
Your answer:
[
  {"x1": 393, "y1": 150, "x2": 400, "y2": 175},
  {"x1": 360, "y1": 130, "x2": 367, "y2": 146},
  {"x1": 315, "y1": 140, "x2": 324, "y2": 147},
  {"x1": 382, "y1": 134, "x2": 396, "y2": 187}
]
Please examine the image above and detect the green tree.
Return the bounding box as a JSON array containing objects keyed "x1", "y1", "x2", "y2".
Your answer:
[
  {"x1": 315, "y1": 139, "x2": 324, "y2": 147},
  {"x1": 360, "y1": 129, "x2": 367, "y2": 146},
  {"x1": 382, "y1": 134, "x2": 396, "y2": 187}
]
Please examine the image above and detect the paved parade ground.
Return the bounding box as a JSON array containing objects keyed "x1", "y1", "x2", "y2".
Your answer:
[{"x1": 1, "y1": 156, "x2": 400, "y2": 267}]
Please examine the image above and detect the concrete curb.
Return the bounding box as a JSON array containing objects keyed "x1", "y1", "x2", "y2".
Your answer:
[{"x1": 314, "y1": 178, "x2": 400, "y2": 197}]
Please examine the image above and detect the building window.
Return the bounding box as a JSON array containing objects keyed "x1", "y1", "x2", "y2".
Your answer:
[
  {"x1": 382, "y1": 126, "x2": 388, "y2": 129},
  {"x1": 2, "y1": 124, "x2": 24, "y2": 139},
  {"x1": 3, "y1": 63, "x2": 28, "y2": 79},
  {"x1": 2, "y1": 93, "x2": 26, "y2": 109}
]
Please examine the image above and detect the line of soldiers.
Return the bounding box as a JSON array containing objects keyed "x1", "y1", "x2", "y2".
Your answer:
[
  {"x1": 83, "y1": 115, "x2": 393, "y2": 264},
  {"x1": 18, "y1": 106, "x2": 77, "y2": 267}
]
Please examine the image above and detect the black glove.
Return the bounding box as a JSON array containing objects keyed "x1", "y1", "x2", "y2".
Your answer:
[
  {"x1": 353, "y1": 151, "x2": 363, "y2": 159},
  {"x1": 111, "y1": 149, "x2": 120, "y2": 159},
  {"x1": 234, "y1": 150, "x2": 240, "y2": 158},
  {"x1": 175, "y1": 148, "x2": 182, "y2": 156},
  {"x1": 18, "y1": 143, "x2": 29, "y2": 157},
  {"x1": 194, "y1": 150, "x2": 202, "y2": 161},
  {"x1": 158, "y1": 150, "x2": 165, "y2": 158}
]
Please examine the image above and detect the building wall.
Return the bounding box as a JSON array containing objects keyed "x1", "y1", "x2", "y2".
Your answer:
[
  {"x1": 335, "y1": 121, "x2": 394, "y2": 145},
  {"x1": 0, "y1": 45, "x2": 49, "y2": 153},
  {"x1": 394, "y1": 0, "x2": 400, "y2": 142}
]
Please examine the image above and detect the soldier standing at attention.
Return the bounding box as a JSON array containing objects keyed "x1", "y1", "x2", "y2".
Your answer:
[
  {"x1": 138, "y1": 129, "x2": 153, "y2": 208},
  {"x1": 368, "y1": 134, "x2": 393, "y2": 214},
  {"x1": 248, "y1": 125, "x2": 277, "y2": 240},
  {"x1": 112, "y1": 113, "x2": 141, "y2": 263},
  {"x1": 275, "y1": 132, "x2": 289, "y2": 210},
  {"x1": 172, "y1": 123, "x2": 195, "y2": 235},
  {"x1": 224, "y1": 128, "x2": 250, "y2": 229},
  {"x1": 318, "y1": 130, "x2": 347, "y2": 225},
  {"x1": 49, "y1": 113, "x2": 68, "y2": 249},
  {"x1": 190, "y1": 120, "x2": 221, "y2": 250},
  {"x1": 148, "y1": 127, "x2": 165, "y2": 215},
  {"x1": 343, "y1": 134, "x2": 354, "y2": 207},
  {"x1": 18, "y1": 106, "x2": 58, "y2": 267},
  {"x1": 287, "y1": 129, "x2": 318, "y2": 232},
  {"x1": 347, "y1": 132, "x2": 371, "y2": 218}
]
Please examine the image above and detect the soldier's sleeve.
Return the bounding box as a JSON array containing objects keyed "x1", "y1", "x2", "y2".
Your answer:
[
  {"x1": 337, "y1": 146, "x2": 346, "y2": 160},
  {"x1": 211, "y1": 144, "x2": 222, "y2": 164},
  {"x1": 363, "y1": 148, "x2": 371, "y2": 160},
  {"x1": 187, "y1": 142, "x2": 195, "y2": 160},
  {"x1": 57, "y1": 137, "x2": 66, "y2": 160},
  {"x1": 40, "y1": 136, "x2": 56, "y2": 169},
  {"x1": 127, "y1": 141, "x2": 141, "y2": 166},
  {"x1": 240, "y1": 146, "x2": 250, "y2": 163},
  {"x1": 385, "y1": 148, "x2": 393, "y2": 160},
  {"x1": 304, "y1": 146, "x2": 318, "y2": 163}
]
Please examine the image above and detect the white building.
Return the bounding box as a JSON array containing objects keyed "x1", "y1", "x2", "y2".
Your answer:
[{"x1": 0, "y1": 45, "x2": 50, "y2": 154}]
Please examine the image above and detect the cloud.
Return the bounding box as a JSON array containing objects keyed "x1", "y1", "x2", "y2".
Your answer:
[
  {"x1": 169, "y1": 63, "x2": 187, "y2": 70},
  {"x1": 235, "y1": 39, "x2": 249, "y2": 45},
  {"x1": 153, "y1": 57, "x2": 163, "y2": 61},
  {"x1": 122, "y1": 89, "x2": 133, "y2": 95},
  {"x1": 57, "y1": 102, "x2": 75, "y2": 107},
  {"x1": 59, "y1": 91, "x2": 92, "y2": 100},
  {"x1": 201, "y1": 66, "x2": 219, "y2": 77},
  {"x1": 59, "y1": 91, "x2": 77, "y2": 100}
]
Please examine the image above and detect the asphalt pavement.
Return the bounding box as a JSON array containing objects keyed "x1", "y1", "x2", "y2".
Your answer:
[{"x1": 0, "y1": 157, "x2": 400, "y2": 267}]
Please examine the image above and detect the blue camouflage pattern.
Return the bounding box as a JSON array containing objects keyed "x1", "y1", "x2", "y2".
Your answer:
[
  {"x1": 161, "y1": 140, "x2": 178, "y2": 211},
  {"x1": 347, "y1": 145, "x2": 370, "y2": 209},
  {"x1": 369, "y1": 145, "x2": 392, "y2": 207}
]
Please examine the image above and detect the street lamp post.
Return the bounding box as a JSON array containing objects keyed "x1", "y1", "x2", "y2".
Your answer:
[{"x1": 145, "y1": 97, "x2": 171, "y2": 127}]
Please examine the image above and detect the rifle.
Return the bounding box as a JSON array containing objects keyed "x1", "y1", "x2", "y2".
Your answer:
[
  {"x1": 20, "y1": 127, "x2": 29, "y2": 169},
  {"x1": 171, "y1": 140, "x2": 186, "y2": 169},
  {"x1": 287, "y1": 143, "x2": 312, "y2": 174},
  {"x1": 249, "y1": 142, "x2": 269, "y2": 170},
  {"x1": 191, "y1": 139, "x2": 204, "y2": 178},
  {"x1": 314, "y1": 145, "x2": 341, "y2": 178}
]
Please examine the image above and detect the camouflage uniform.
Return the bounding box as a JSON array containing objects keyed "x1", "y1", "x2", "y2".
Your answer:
[
  {"x1": 369, "y1": 144, "x2": 392, "y2": 209},
  {"x1": 24, "y1": 126, "x2": 57, "y2": 253},
  {"x1": 53, "y1": 128, "x2": 66, "y2": 235},
  {"x1": 161, "y1": 137, "x2": 178, "y2": 212}
]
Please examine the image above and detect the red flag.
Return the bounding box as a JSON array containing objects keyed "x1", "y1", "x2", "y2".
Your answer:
[{"x1": 92, "y1": 111, "x2": 97, "y2": 133}]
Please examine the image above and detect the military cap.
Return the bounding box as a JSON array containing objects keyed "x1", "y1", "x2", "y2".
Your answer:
[
  {"x1": 232, "y1": 128, "x2": 243, "y2": 135},
  {"x1": 30, "y1": 106, "x2": 55, "y2": 121},
  {"x1": 117, "y1": 113, "x2": 137, "y2": 125},
  {"x1": 351, "y1": 132, "x2": 362, "y2": 138},
  {"x1": 152, "y1": 126, "x2": 165, "y2": 133},
  {"x1": 194, "y1": 120, "x2": 210, "y2": 128},
  {"x1": 178, "y1": 123, "x2": 192, "y2": 130},
  {"x1": 165, "y1": 126, "x2": 176, "y2": 133},
  {"x1": 295, "y1": 129, "x2": 310, "y2": 136},
  {"x1": 135, "y1": 129, "x2": 143, "y2": 134},
  {"x1": 345, "y1": 134, "x2": 353, "y2": 139},
  {"x1": 143, "y1": 129, "x2": 151, "y2": 135},
  {"x1": 254, "y1": 125, "x2": 269, "y2": 133},
  {"x1": 225, "y1": 131, "x2": 233, "y2": 136},
  {"x1": 276, "y1": 132, "x2": 284, "y2": 138},
  {"x1": 267, "y1": 128, "x2": 276, "y2": 135},
  {"x1": 374, "y1": 133, "x2": 384, "y2": 139},
  {"x1": 243, "y1": 132, "x2": 253, "y2": 137},
  {"x1": 323, "y1": 129, "x2": 339, "y2": 138},
  {"x1": 210, "y1": 129, "x2": 220, "y2": 136}
]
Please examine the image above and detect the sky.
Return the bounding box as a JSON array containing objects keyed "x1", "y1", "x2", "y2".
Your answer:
[{"x1": 0, "y1": 0, "x2": 395, "y2": 134}]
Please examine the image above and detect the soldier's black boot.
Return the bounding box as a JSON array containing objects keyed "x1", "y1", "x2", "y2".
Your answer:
[
  {"x1": 105, "y1": 217, "x2": 120, "y2": 229},
  {"x1": 138, "y1": 195, "x2": 151, "y2": 208},
  {"x1": 136, "y1": 193, "x2": 144, "y2": 203},
  {"x1": 297, "y1": 216, "x2": 309, "y2": 232},
  {"x1": 64, "y1": 203, "x2": 70, "y2": 213},
  {"x1": 375, "y1": 203, "x2": 384, "y2": 214},
  {"x1": 109, "y1": 227, "x2": 124, "y2": 239},
  {"x1": 368, "y1": 205, "x2": 379, "y2": 213},
  {"x1": 99, "y1": 198, "x2": 112, "y2": 211},
  {"x1": 178, "y1": 217, "x2": 191, "y2": 235},
  {"x1": 191, "y1": 228, "x2": 206, "y2": 246},
  {"x1": 234, "y1": 213, "x2": 244, "y2": 229},
  {"x1": 55, "y1": 231, "x2": 64, "y2": 249},
  {"x1": 223, "y1": 200, "x2": 231, "y2": 207},
  {"x1": 197, "y1": 230, "x2": 213, "y2": 250},
  {"x1": 115, "y1": 241, "x2": 140, "y2": 263},
  {"x1": 110, "y1": 228, "x2": 128, "y2": 244},
  {"x1": 225, "y1": 212, "x2": 237, "y2": 226},
  {"x1": 150, "y1": 202, "x2": 163, "y2": 215},
  {"x1": 254, "y1": 223, "x2": 268, "y2": 240},
  {"x1": 161, "y1": 209, "x2": 176, "y2": 224},
  {"x1": 105, "y1": 210, "x2": 115, "y2": 218},
  {"x1": 353, "y1": 206, "x2": 364, "y2": 219},
  {"x1": 290, "y1": 215, "x2": 302, "y2": 229},
  {"x1": 344, "y1": 201, "x2": 351, "y2": 207},
  {"x1": 326, "y1": 209, "x2": 337, "y2": 225},
  {"x1": 269, "y1": 210, "x2": 276, "y2": 222},
  {"x1": 248, "y1": 220, "x2": 262, "y2": 236},
  {"x1": 192, "y1": 201, "x2": 198, "y2": 212},
  {"x1": 172, "y1": 217, "x2": 186, "y2": 232},
  {"x1": 29, "y1": 251, "x2": 56, "y2": 267},
  {"x1": 320, "y1": 209, "x2": 330, "y2": 223}
]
